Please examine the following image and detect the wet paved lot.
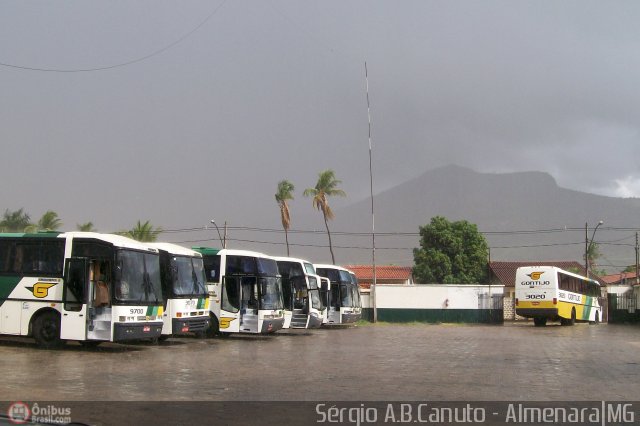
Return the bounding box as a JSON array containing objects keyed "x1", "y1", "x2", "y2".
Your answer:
[{"x1": 1, "y1": 322, "x2": 639, "y2": 424}]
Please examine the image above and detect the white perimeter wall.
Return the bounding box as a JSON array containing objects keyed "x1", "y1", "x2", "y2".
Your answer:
[{"x1": 361, "y1": 284, "x2": 504, "y2": 310}]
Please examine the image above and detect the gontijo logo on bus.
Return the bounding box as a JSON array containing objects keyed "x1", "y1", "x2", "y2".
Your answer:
[
  {"x1": 521, "y1": 271, "x2": 551, "y2": 286},
  {"x1": 26, "y1": 281, "x2": 58, "y2": 298},
  {"x1": 219, "y1": 317, "x2": 236, "y2": 329}
]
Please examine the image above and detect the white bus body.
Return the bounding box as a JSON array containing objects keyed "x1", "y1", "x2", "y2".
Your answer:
[
  {"x1": 275, "y1": 256, "x2": 324, "y2": 329},
  {"x1": 0, "y1": 232, "x2": 164, "y2": 348},
  {"x1": 515, "y1": 266, "x2": 602, "y2": 326},
  {"x1": 314, "y1": 264, "x2": 362, "y2": 325},
  {"x1": 149, "y1": 243, "x2": 210, "y2": 337},
  {"x1": 193, "y1": 247, "x2": 285, "y2": 334}
]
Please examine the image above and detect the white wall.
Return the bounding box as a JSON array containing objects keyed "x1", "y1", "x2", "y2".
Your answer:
[{"x1": 362, "y1": 284, "x2": 504, "y2": 309}]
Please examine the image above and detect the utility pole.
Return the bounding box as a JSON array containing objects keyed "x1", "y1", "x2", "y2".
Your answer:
[
  {"x1": 585, "y1": 222, "x2": 589, "y2": 277},
  {"x1": 635, "y1": 231, "x2": 640, "y2": 285},
  {"x1": 365, "y1": 61, "x2": 377, "y2": 323},
  {"x1": 223, "y1": 221, "x2": 227, "y2": 248}
]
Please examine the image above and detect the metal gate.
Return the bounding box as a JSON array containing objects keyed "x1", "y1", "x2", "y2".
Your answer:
[
  {"x1": 607, "y1": 293, "x2": 639, "y2": 323},
  {"x1": 478, "y1": 293, "x2": 504, "y2": 324}
]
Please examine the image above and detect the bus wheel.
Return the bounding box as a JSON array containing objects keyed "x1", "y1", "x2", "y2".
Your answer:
[
  {"x1": 206, "y1": 315, "x2": 220, "y2": 338},
  {"x1": 33, "y1": 311, "x2": 65, "y2": 349},
  {"x1": 533, "y1": 318, "x2": 547, "y2": 327}
]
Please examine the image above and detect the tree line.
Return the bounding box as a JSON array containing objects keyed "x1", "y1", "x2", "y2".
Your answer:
[{"x1": 0, "y1": 209, "x2": 161, "y2": 242}]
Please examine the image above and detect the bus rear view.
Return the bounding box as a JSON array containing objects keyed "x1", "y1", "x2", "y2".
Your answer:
[{"x1": 515, "y1": 266, "x2": 602, "y2": 326}]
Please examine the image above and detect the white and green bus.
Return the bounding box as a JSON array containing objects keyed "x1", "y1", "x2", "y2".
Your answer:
[
  {"x1": 193, "y1": 247, "x2": 285, "y2": 335},
  {"x1": 515, "y1": 266, "x2": 603, "y2": 326},
  {"x1": 0, "y1": 232, "x2": 164, "y2": 348},
  {"x1": 150, "y1": 243, "x2": 210, "y2": 339},
  {"x1": 274, "y1": 256, "x2": 324, "y2": 329},
  {"x1": 314, "y1": 264, "x2": 362, "y2": 325}
]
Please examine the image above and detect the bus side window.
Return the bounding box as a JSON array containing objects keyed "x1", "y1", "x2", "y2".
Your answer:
[{"x1": 0, "y1": 241, "x2": 15, "y2": 273}]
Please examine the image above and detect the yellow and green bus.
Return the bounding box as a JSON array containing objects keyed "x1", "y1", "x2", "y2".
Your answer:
[{"x1": 515, "y1": 266, "x2": 602, "y2": 326}]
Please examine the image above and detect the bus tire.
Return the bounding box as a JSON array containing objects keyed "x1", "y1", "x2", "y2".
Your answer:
[
  {"x1": 33, "y1": 311, "x2": 65, "y2": 349},
  {"x1": 206, "y1": 314, "x2": 220, "y2": 338},
  {"x1": 533, "y1": 317, "x2": 547, "y2": 327}
]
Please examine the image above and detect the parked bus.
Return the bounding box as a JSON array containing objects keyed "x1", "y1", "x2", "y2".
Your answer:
[
  {"x1": 193, "y1": 247, "x2": 285, "y2": 335},
  {"x1": 0, "y1": 232, "x2": 164, "y2": 348},
  {"x1": 314, "y1": 264, "x2": 362, "y2": 325},
  {"x1": 515, "y1": 266, "x2": 602, "y2": 326},
  {"x1": 149, "y1": 243, "x2": 210, "y2": 339},
  {"x1": 274, "y1": 256, "x2": 324, "y2": 329}
]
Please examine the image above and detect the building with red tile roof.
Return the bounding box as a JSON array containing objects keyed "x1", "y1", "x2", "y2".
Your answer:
[
  {"x1": 600, "y1": 271, "x2": 638, "y2": 286},
  {"x1": 343, "y1": 264, "x2": 413, "y2": 290}
]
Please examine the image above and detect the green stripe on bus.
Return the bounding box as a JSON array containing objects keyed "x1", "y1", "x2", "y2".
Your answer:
[
  {"x1": 584, "y1": 296, "x2": 592, "y2": 320},
  {"x1": 0, "y1": 276, "x2": 22, "y2": 304},
  {"x1": 146, "y1": 306, "x2": 155, "y2": 316},
  {"x1": 197, "y1": 298, "x2": 205, "y2": 309}
]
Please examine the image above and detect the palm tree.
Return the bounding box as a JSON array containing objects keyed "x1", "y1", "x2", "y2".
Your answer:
[
  {"x1": 77, "y1": 222, "x2": 96, "y2": 232},
  {"x1": 37, "y1": 210, "x2": 62, "y2": 231},
  {"x1": 303, "y1": 169, "x2": 346, "y2": 264},
  {"x1": 0, "y1": 208, "x2": 32, "y2": 232},
  {"x1": 275, "y1": 180, "x2": 295, "y2": 256},
  {"x1": 122, "y1": 220, "x2": 163, "y2": 242}
]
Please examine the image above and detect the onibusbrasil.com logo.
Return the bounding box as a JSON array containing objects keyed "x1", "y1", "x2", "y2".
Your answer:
[{"x1": 7, "y1": 401, "x2": 72, "y2": 425}]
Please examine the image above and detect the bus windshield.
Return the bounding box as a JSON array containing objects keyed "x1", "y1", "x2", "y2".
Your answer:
[
  {"x1": 340, "y1": 284, "x2": 354, "y2": 307},
  {"x1": 304, "y1": 262, "x2": 316, "y2": 275},
  {"x1": 257, "y1": 258, "x2": 279, "y2": 276},
  {"x1": 259, "y1": 277, "x2": 283, "y2": 310},
  {"x1": 171, "y1": 256, "x2": 207, "y2": 297},
  {"x1": 115, "y1": 250, "x2": 162, "y2": 303}
]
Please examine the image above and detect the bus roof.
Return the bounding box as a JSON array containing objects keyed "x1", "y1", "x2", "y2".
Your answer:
[
  {"x1": 193, "y1": 247, "x2": 277, "y2": 260},
  {"x1": 0, "y1": 231, "x2": 62, "y2": 238},
  {"x1": 314, "y1": 264, "x2": 354, "y2": 274},
  {"x1": 274, "y1": 256, "x2": 314, "y2": 265},
  {"x1": 516, "y1": 265, "x2": 600, "y2": 286},
  {"x1": 149, "y1": 242, "x2": 202, "y2": 257},
  {"x1": 192, "y1": 246, "x2": 221, "y2": 256},
  {"x1": 1, "y1": 231, "x2": 159, "y2": 253}
]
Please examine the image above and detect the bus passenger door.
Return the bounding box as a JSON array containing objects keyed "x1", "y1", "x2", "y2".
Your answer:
[
  {"x1": 219, "y1": 276, "x2": 240, "y2": 333},
  {"x1": 60, "y1": 258, "x2": 90, "y2": 340},
  {"x1": 240, "y1": 276, "x2": 259, "y2": 333}
]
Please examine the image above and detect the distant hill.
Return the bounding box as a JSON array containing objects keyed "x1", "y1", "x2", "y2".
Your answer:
[{"x1": 300, "y1": 165, "x2": 640, "y2": 272}]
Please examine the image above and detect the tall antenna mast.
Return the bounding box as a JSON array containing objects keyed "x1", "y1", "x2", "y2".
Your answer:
[{"x1": 365, "y1": 61, "x2": 377, "y2": 323}]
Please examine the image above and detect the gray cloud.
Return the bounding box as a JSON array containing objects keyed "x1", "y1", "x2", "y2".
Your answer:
[{"x1": 2, "y1": 0, "x2": 640, "y2": 242}]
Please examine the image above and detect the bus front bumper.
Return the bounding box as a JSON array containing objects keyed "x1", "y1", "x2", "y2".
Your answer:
[
  {"x1": 516, "y1": 308, "x2": 558, "y2": 318},
  {"x1": 260, "y1": 317, "x2": 285, "y2": 334},
  {"x1": 341, "y1": 312, "x2": 361, "y2": 324},
  {"x1": 172, "y1": 317, "x2": 211, "y2": 335},
  {"x1": 114, "y1": 322, "x2": 163, "y2": 341},
  {"x1": 307, "y1": 313, "x2": 323, "y2": 329}
]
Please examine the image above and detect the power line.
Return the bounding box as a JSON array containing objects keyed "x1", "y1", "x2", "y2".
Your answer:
[{"x1": 0, "y1": 1, "x2": 226, "y2": 73}]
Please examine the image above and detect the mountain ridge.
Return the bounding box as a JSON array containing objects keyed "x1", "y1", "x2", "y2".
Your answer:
[{"x1": 307, "y1": 165, "x2": 640, "y2": 271}]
